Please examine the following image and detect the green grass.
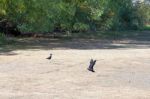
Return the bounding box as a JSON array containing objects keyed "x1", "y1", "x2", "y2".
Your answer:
[{"x1": 142, "y1": 25, "x2": 150, "y2": 30}]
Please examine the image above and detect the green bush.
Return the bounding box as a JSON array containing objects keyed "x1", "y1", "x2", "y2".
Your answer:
[{"x1": 73, "y1": 23, "x2": 90, "y2": 32}]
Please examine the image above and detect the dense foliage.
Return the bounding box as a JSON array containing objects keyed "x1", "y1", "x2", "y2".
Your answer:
[{"x1": 0, "y1": 0, "x2": 150, "y2": 34}]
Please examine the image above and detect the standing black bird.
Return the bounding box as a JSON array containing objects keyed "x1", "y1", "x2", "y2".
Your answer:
[
  {"x1": 87, "y1": 59, "x2": 96, "y2": 72},
  {"x1": 46, "y1": 54, "x2": 52, "y2": 60}
]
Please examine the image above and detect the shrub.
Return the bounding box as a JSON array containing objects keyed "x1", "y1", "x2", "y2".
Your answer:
[{"x1": 73, "y1": 23, "x2": 90, "y2": 32}]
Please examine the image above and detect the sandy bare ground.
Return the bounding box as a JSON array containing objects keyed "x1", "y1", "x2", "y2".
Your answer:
[{"x1": 0, "y1": 38, "x2": 150, "y2": 99}]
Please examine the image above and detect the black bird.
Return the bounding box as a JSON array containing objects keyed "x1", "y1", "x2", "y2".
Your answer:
[
  {"x1": 46, "y1": 54, "x2": 52, "y2": 60},
  {"x1": 87, "y1": 59, "x2": 96, "y2": 72}
]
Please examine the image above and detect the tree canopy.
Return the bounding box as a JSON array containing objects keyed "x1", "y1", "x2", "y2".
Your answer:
[{"x1": 0, "y1": 0, "x2": 150, "y2": 34}]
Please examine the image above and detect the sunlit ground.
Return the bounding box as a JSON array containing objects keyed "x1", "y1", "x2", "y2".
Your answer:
[{"x1": 0, "y1": 32, "x2": 150, "y2": 99}]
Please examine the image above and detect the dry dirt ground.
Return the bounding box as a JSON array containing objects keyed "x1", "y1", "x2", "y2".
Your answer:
[{"x1": 0, "y1": 37, "x2": 150, "y2": 99}]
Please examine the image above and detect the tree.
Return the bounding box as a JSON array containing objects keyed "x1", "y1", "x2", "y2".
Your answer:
[{"x1": 0, "y1": 0, "x2": 149, "y2": 35}]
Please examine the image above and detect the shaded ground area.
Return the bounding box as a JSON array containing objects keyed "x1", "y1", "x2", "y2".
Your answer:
[
  {"x1": 0, "y1": 31, "x2": 150, "y2": 99},
  {"x1": 1, "y1": 31, "x2": 150, "y2": 53}
]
